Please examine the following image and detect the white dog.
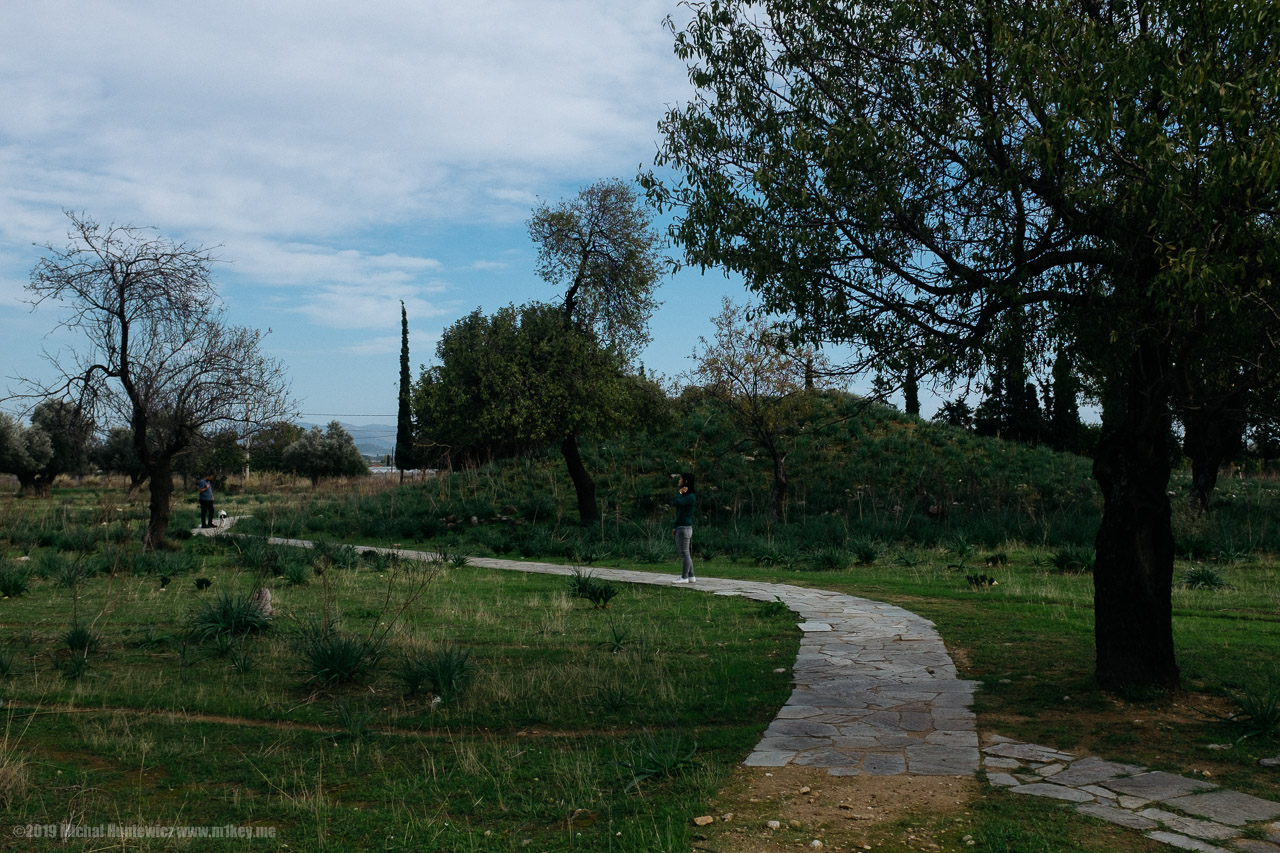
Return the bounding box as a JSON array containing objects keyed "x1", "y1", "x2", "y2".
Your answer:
[{"x1": 218, "y1": 510, "x2": 227, "y2": 526}]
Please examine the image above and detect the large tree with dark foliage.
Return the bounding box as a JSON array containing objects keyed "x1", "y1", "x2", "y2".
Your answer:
[
  {"x1": 23, "y1": 213, "x2": 294, "y2": 549},
  {"x1": 647, "y1": 0, "x2": 1280, "y2": 689},
  {"x1": 415, "y1": 303, "x2": 665, "y2": 522},
  {"x1": 0, "y1": 400, "x2": 93, "y2": 497}
]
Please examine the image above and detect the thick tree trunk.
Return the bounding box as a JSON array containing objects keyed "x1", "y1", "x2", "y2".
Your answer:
[
  {"x1": 143, "y1": 465, "x2": 175, "y2": 551},
  {"x1": 16, "y1": 474, "x2": 52, "y2": 498},
  {"x1": 560, "y1": 433, "x2": 599, "y2": 523},
  {"x1": 1092, "y1": 353, "x2": 1180, "y2": 691},
  {"x1": 770, "y1": 451, "x2": 788, "y2": 521}
]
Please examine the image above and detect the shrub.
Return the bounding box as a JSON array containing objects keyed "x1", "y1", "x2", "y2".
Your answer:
[
  {"x1": 295, "y1": 621, "x2": 385, "y2": 686},
  {"x1": 809, "y1": 547, "x2": 850, "y2": 571},
  {"x1": 849, "y1": 537, "x2": 879, "y2": 566},
  {"x1": 1050, "y1": 546, "x2": 1094, "y2": 574},
  {"x1": 1222, "y1": 675, "x2": 1280, "y2": 742},
  {"x1": 0, "y1": 563, "x2": 31, "y2": 598},
  {"x1": 187, "y1": 591, "x2": 274, "y2": 642},
  {"x1": 393, "y1": 645, "x2": 475, "y2": 702},
  {"x1": 1181, "y1": 564, "x2": 1230, "y2": 590},
  {"x1": 617, "y1": 730, "x2": 700, "y2": 793}
]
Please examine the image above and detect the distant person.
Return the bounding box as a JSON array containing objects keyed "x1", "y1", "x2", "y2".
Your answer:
[
  {"x1": 671, "y1": 472, "x2": 696, "y2": 583},
  {"x1": 198, "y1": 473, "x2": 216, "y2": 529}
]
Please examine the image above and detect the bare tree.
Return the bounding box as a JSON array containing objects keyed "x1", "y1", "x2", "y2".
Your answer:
[
  {"x1": 691, "y1": 298, "x2": 839, "y2": 521},
  {"x1": 22, "y1": 212, "x2": 295, "y2": 549}
]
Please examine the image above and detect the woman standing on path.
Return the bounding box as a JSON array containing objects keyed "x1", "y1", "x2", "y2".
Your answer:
[{"x1": 671, "y1": 472, "x2": 696, "y2": 583}]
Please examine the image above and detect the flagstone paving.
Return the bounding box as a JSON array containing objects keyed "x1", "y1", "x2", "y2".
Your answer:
[{"x1": 218, "y1": 523, "x2": 1280, "y2": 851}]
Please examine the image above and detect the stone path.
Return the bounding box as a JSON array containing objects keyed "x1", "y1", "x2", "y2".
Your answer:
[{"x1": 210, "y1": 522, "x2": 1280, "y2": 849}]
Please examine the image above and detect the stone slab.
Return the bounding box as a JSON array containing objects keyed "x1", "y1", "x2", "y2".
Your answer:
[
  {"x1": 1103, "y1": 772, "x2": 1217, "y2": 800},
  {"x1": 1137, "y1": 809, "x2": 1237, "y2": 841},
  {"x1": 1050, "y1": 756, "x2": 1147, "y2": 787},
  {"x1": 984, "y1": 742, "x2": 1075, "y2": 763},
  {"x1": 1008, "y1": 783, "x2": 1095, "y2": 803},
  {"x1": 1162, "y1": 790, "x2": 1280, "y2": 827},
  {"x1": 1076, "y1": 802, "x2": 1159, "y2": 830},
  {"x1": 863, "y1": 754, "x2": 907, "y2": 775},
  {"x1": 1144, "y1": 831, "x2": 1229, "y2": 852}
]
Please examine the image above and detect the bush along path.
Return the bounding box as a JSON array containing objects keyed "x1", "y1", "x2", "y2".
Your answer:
[{"x1": 212, "y1": 520, "x2": 1280, "y2": 850}]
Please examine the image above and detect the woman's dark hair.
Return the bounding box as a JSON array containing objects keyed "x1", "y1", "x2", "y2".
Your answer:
[{"x1": 680, "y1": 472, "x2": 696, "y2": 494}]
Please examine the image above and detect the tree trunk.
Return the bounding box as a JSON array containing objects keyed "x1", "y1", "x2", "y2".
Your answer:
[
  {"x1": 16, "y1": 474, "x2": 52, "y2": 498},
  {"x1": 1182, "y1": 406, "x2": 1244, "y2": 512},
  {"x1": 770, "y1": 450, "x2": 788, "y2": 521},
  {"x1": 143, "y1": 465, "x2": 175, "y2": 552},
  {"x1": 1091, "y1": 351, "x2": 1180, "y2": 691},
  {"x1": 560, "y1": 433, "x2": 599, "y2": 523}
]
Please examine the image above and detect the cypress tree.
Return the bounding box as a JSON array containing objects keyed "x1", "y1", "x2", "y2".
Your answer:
[{"x1": 394, "y1": 301, "x2": 415, "y2": 476}]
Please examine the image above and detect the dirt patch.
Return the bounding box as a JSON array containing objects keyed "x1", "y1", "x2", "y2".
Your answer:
[{"x1": 690, "y1": 765, "x2": 980, "y2": 852}]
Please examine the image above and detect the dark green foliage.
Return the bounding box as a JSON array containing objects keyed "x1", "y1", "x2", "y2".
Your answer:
[
  {"x1": 1050, "y1": 547, "x2": 1094, "y2": 575},
  {"x1": 1222, "y1": 676, "x2": 1280, "y2": 741},
  {"x1": 61, "y1": 621, "x2": 100, "y2": 656},
  {"x1": 617, "y1": 730, "x2": 699, "y2": 793},
  {"x1": 808, "y1": 547, "x2": 850, "y2": 572},
  {"x1": 282, "y1": 421, "x2": 369, "y2": 486},
  {"x1": 186, "y1": 591, "x2": 273, "y2": 642},
  {"x1": 0, "y1": 562, "x2": 32, "y2": 598},
  {"x1": 393, "y1": 645, "x2": 475, "y2": 702},
  {"x1": 567, "y1": 569, "x2": 619, "y2": 608},
  {"x1": 294, "y1": 621, "x2": 386, "y2": 686},
  {"x1": 1180, "y1": 564, "x2": 1229, "y2": 591}
]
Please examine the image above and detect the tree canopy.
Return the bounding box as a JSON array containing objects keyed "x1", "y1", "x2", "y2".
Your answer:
[
  {"x1": 0, "y1": 400, "x2": 93, "y2": 497},
  {"x1": 647, "y1": 0, "x2": 1280, "y2": 689},
  {"x1": 282, "y1": 421, "x2": 369, "y2": 486}
]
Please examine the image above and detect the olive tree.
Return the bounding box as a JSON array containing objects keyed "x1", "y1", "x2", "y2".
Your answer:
[
  {"x1": 282, "y1": 421, "x2": 369, "y2": 487},
  {"x1": 0, "y1": 400, "x2": 93, "y2": 497},
  {"x1": 528, "y1": 179, "x2": 668, "y2": 521},
  {"x1": 23, "y1": 213, "x2": 295, "y2": 549},
  {"x1": 647, "y1": 0, "x2": 1280, "y2": 689}
]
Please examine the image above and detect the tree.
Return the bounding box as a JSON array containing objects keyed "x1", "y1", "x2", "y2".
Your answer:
[
  {"x1": 0, "y1": 400, "x2": 93, "y2": 497},
  {"x1": 647, "y1": 0, "x2": 1280, "y2": 689},
  {"x1": 177, "y1": 428, "x2": 248, "y2": 483},
  {"x1": 1047, "y1": 352, "x2": 1084, "y2": 454},
  {"x1": 394, "y1": 301, "x2": 418, "y2": 478},
  {"x1": 414, "y1": 303, "x2": 664, "y2": 521},
  {"x1": 93, "y1": 426, "x2": 149, "y2": 495},
  {"x1": 282, "y1": 421, "x2": 369, "y2": 487},
  {"x1": 691, "y1": 298, "x2": 837, "y2": 520},
  {"x1": 527, "y1": 179, "x2": 668, "y2": 521},
  {"x1": 246, "y1": 421, "x2": 305, "y2": 474},
  {"x1": 23, "y1": 213, "x2": 295, "y2": 549}
]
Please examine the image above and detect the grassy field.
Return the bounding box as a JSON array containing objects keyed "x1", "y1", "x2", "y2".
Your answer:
[{"x1": 1, "y1": 451, "x2": 1279, "y2": 851}]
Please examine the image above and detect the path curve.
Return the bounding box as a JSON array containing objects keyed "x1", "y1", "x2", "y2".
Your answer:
[
  {"x1": 260, "y1": 530, "x2": 979, "y2": 778},
  {"x1": 215, "y1": 521, "x2": 1280, "y2": 847}
]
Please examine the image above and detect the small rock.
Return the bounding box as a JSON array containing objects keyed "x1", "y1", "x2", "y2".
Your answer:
[
  {"x1": 799, "y1": 786, "x2": 812, "y2": 794},
  {"x1": 790, "y1": 819, "x2": 803, "y2": 829},
  {"x1": 766, "y1": 820, "x2": 781, "y2": 830},
  {"x1": 1206, "y1": 744, "x2": 1232, "y2": 750},
  {"x1": 721, "y1": 813, "x2": 733, "y2": 822},
  {"x1": 693, "y1": 816, "x2": 714, "y2": 826},
  {"x1": 1260, "y1": 756, "x2": 1280, "y2": 767},
  {"x1": 809, "y1": 841, "x2": 824, "y2": 849}
]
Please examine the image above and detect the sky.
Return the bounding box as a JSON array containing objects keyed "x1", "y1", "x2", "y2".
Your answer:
[{"x1": 0, "y1": 0, "x2": 785, "y2": 429}]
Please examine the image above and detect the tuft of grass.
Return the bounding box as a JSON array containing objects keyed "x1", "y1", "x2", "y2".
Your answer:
[
  {"x1": 617, "y1": 730, "x2": 700, "y2": 793},
  {"x1": 809, "y1": 547, "x2": 850, "y2": 571},
  {"x1": 393, "y1": 645, "x2": 474, "y2": 702},
  {"x1": 1050, "y1": 546, "x2": 1094, "y2": 574},
  {"x1": 1181, "y1": 563, "x2": 1230, "y2": 590},
  {"x1": 186, "y1": 591, "x2": 274, "y2": 643},
  {"x1": 0, "y1": 563, "x2": 31, "y2": 598},
  {"x1": 295, "y1": 621, "x2": 386, "y2": 686},
  {"x1": 1222, "y1": 676, "x2": 1280, "y2": 742}
]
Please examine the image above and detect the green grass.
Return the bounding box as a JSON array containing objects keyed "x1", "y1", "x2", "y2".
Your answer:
[{"x1": 0, "y1": 526, "x2": 797, "y2": 851}]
